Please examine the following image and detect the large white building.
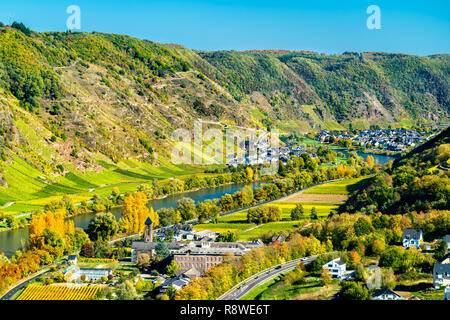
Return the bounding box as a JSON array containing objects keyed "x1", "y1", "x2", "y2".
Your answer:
[{"x1": 322, "y1": 258, "x2": 346, "y2": 279}]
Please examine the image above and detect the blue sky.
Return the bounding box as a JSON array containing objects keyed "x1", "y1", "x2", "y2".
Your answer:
[{"x1": 0, "y1": 0, "x2": 449, "y2": 55}]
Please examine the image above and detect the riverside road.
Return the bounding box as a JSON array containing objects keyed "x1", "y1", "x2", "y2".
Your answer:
[{"x1": 218, "y1": 255, "x2": 318, "y2": 300}]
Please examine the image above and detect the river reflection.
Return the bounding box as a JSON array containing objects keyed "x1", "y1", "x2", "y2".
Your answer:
[{"x1": 0, "y1": 182, "x2": 260, "y2": 257}]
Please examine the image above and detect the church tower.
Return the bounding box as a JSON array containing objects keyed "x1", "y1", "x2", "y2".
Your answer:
[{"x1": 144, "y1": 217, "x2": 153, "y2": 242}]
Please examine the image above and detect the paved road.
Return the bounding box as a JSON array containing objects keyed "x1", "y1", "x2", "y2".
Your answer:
[
  {"x1": 218, "y1": 255, "x2": 318, "y2": 300},
  {"x1": 0, "y1": 268, "x2": 51, "y2": 300}
]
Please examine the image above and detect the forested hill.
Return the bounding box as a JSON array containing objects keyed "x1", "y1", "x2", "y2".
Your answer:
[
  {"x1": 193, "y1": 50, "x2": 449, "y2": 126},
  {"x1": 0, "y1": 25, "x2": 449, "y2": 195}
]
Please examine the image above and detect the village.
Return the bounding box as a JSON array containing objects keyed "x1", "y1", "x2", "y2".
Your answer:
[
  {"x1": 31, "y1": 218, "x2": 449, "y2": 301},
  {"x1": 316, "y1": 128, "x2": 434, "y2": 152}
]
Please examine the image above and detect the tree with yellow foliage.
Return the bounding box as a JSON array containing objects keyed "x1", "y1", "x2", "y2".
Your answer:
[
  {"x1": 148, "y1": 207, "x2": 159, "y2": 229},
  {"x1": 29, "y1": 211, "x2": 66, "y2": 249},
  {"x1": 120, "y1": 192, "x2": 159, "y2": 234},
  {"x1": 245, "y1": 167, "x2": 254, "y2": 183},
  {"x1": 366, "y1": 155, "x2": 375, "y2": 168},
  {"x1": 349, "y1": 250, "x2": 361, "y2": 267}
]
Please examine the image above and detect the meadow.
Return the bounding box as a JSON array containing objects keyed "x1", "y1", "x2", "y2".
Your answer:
[
  {"x1": 241, "y1": 275, "x2": 339, "y2": 300},
  {"x1": 193, "y1": 177, "x2": 370, "y2": 241},
  {"x1": 302, "y1": 176, "x2": 370, "y2": 195}
]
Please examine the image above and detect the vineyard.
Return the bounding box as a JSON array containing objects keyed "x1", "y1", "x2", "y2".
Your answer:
[{"x1": 16, "y1": 284, "x2": 101, "y2": 300}]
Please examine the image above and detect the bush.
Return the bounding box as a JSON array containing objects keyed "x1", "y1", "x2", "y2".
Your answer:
[
  {"x1": 247, "y1": 205, "x2": 282, "y2": 224},
  {"x1": 339, "y1": 281, "x2": 369, "y2": 300}
]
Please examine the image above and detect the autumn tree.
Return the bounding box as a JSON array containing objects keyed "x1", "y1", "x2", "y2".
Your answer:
[
  {"x1": 166, "y1": 260, "x2": 179, "y2": 276},
  {"x1": 371, "y1": 239, "x2": 385, "y2": 256},
  {"x1": 120, "y1": 192, "x2": 151, "y2": 234},
  {"x1": 349, "y1": 250, "x2": 361, "y2": 267},
  {"x1": 320, "y1": 268, "x2": 332, "y2": 287},
  {"x1": 87, "y1": 212, "x2": 119, "y2": 241},
  {"x1": 136, "y1": 253, "x2": 150, "y2": 269},
  {"x1": 147, "y1": 207, "x2": 159, "y2": 228},
  {"x1": 116, "y1": 280, "x2": 138, "y2": 300},
  {"x1": 366, "y1": 155, "x2": 375, "y2": 168},
  {"x1": 80, "y1": 243, "x2": 95, "y2": 258},
  {"x1": 245, "y1": 167, "x2": 254, "y2": 183}
]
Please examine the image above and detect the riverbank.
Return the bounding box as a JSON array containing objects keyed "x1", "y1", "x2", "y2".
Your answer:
[
  {"x1": 329, "y1": 145, "x2": 401, "y2": 157},
  {"x1": 193, "y1": 176, "x2": 370, "y2": 241},
  {"x1": 0, "y1": 178, "x2": 254, "y2": 234},
  {"x1": 0, "y1": 181, "x2": 265, "y2": 256}
]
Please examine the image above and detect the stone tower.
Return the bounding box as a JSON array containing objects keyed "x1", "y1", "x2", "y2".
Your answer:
[{"x1": 144, "y1": 217, "x2": 153, "y2": 242}]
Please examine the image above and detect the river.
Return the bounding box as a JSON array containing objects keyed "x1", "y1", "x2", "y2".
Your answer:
[
  {"x1": 0, "y1": 182, "x2": 260, "y2": 257},
  {"x1": 0, "y1": 151, "x2": 396, "y2": 257},
  {"x1": 332, "y1": 149, "x2": 396, "y2": 165}
]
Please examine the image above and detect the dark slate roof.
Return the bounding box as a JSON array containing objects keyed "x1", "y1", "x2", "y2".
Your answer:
[
  {"x1": 402, "y1": 229, "x2": 422, "y2": 240},
  {"x1": 162, "y1": 276, "x2": 190, "y2": 288},
  {"x1": 335, "y1": 259, "x2": 346, "y2": 266},
  {"x1": 434, "y1": 264, "x2": 450, "y2": 274},
  {"x1": 372, "y1": 288, "x2": 401, "y2": 298},
  {"x1": 145, "y1": 217, "x2": 153, "y2": 225},
  {"x1": 439, "y1": 253, "x2": 450, "y2": 263},
  {"x1": 132, "y1": 241, "x2": 185, "y2": 250}
]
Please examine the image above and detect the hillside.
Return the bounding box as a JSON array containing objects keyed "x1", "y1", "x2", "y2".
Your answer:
[
  {"x1": 340, "y1": 128, "x2": 449, "y2": 215},
  {"x1": 392, "y1": 126, "x2": 450, "y2": 169},
  {"x1": 194, "y1": 50, "x2": 449, "y2": 129},
  {"x1": 0, "y1": 25, "x2": 449, "y2": 213}
]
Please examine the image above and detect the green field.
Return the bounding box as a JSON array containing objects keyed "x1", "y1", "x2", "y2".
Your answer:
[
  {"x1": 241, "y1": 274, "x2": 339, "y2": 300},
  {"x1": 194, "y1": 177, "x2": 369, "y2": 240},
  {"x1": 302, "y1": 176, "x2": 371, "y2": 195},
  {"x1": 240, "y1": 271, "x2": 292, "y2": 300},
  {"x1": 194, "y1": 200, "x2": 340, "y2": 241}
]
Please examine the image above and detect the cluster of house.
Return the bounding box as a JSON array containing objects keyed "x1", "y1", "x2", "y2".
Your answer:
[
  {"x1": 226, "y1": 138, "x2": 316, "y2": 168},
  {"x1": 317, "y1": 129, "x2": 430, "y2": 152},
  {"x1": 403, "y1": 229, "x2": 450, "y2": 300},
  {"x1": 320, "y1": 257, "x2": 402, "y2": 300},
  {"x1": 131, "y1": 218, "x2": 263, "y2": 292},
  {"x1": 319, "y1": 229, "x2": 450, "y2": 300}
]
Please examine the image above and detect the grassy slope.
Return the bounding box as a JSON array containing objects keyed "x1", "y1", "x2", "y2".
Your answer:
[
  {"x1": 194, "y1": 177, "x2": 368, "y2": 240},
  {"x1": 241, "y1": 274, "x2": 339, "y2": 300},
  {"x1": 0, "y1": 158, "x2": 203, "y2": 215}
]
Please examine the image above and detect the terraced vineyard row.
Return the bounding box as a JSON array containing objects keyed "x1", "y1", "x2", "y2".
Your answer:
[{"x1": 16, "y1": 284, "x2": 101, "y2": 300}]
